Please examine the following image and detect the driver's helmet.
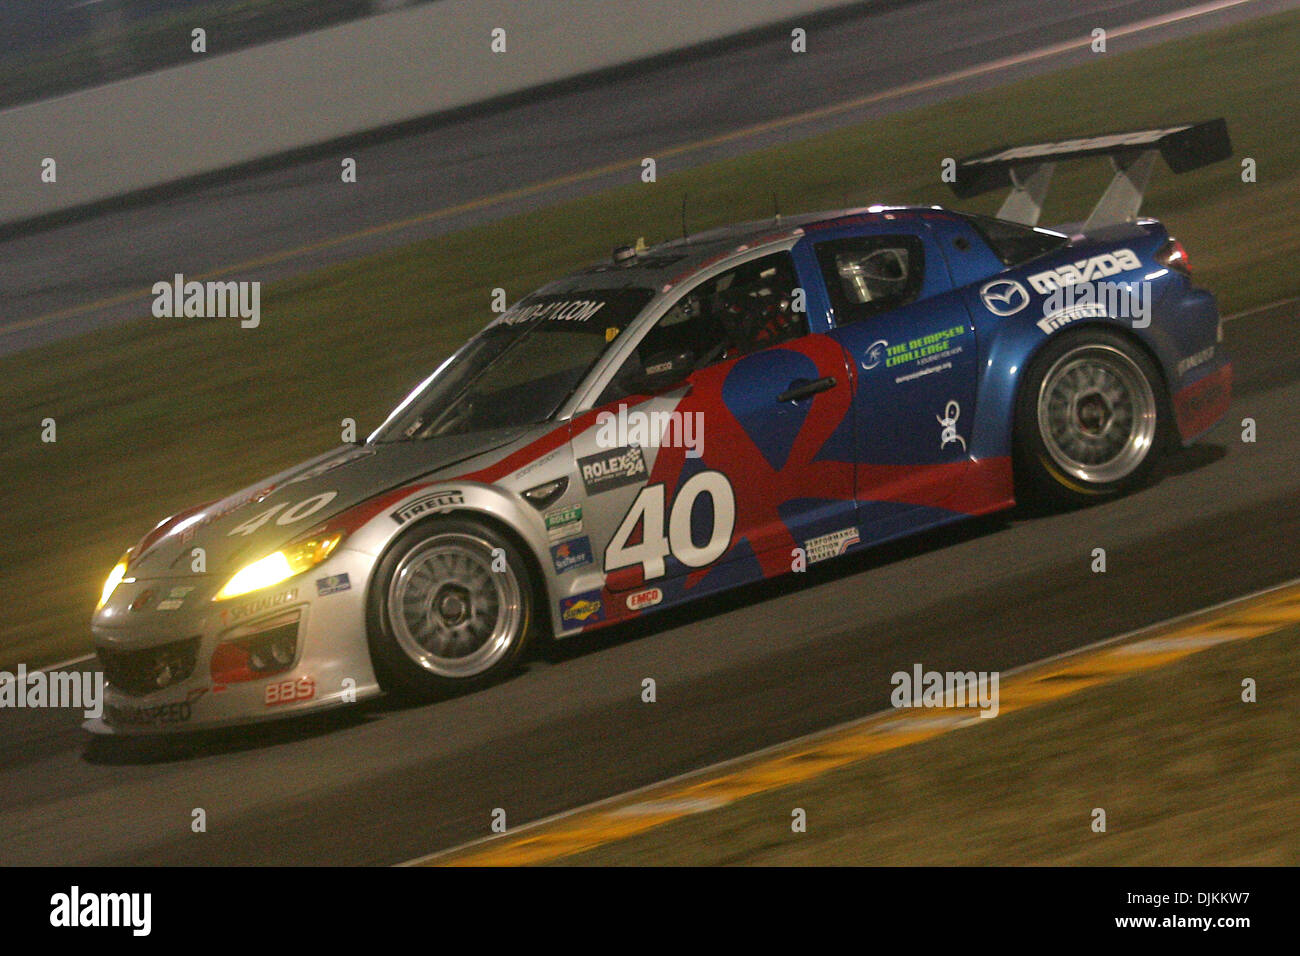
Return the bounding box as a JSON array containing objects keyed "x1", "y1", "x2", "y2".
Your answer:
[{"x1": 713, "y1": 262, "x2": 799, "y2": 356}]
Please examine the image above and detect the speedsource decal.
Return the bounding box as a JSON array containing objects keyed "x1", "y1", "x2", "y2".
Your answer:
[
  {"x1": 104, "y1": 688, "x2": 208, "y2": 728},
  {"x1": 229, "y1": 588, "x2": 298, "y2": 622},
  {"x1": 578, "y1": 446, "x2": 647, "y2": 494},
  {"x1": 550, "y1": 537, "x2": 594, "y2": 574},
  {"x1": 560, "y1": 591, "x2": 605, "y2": 624},
  {"x1": 391, "y1": 490, "x2": 464, "y2": 523}
]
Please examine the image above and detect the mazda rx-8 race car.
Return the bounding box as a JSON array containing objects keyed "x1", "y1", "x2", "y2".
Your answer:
[{"x1": 89, "y1": 122, "x2": 1234, "y2": 733}]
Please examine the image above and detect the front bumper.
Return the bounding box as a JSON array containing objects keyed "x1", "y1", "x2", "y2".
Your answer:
[{"x1": 86, "y1": 549, "x2": 382, "y2": 735}]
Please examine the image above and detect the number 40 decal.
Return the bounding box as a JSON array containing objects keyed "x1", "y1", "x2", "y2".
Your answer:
[
  {"x1": 605, "y1": 471, "x2": 735, "y2": 580},
  {"x1": 226, "y1": 491, "x2": 338, "y2": 537}
]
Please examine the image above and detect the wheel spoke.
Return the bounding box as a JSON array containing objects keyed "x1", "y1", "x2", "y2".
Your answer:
[
  {"x1": 1037, "y1": 345, "x2": 1157, "y2": 486},
  {"x1": 385, "y1": 531, "x2": 524, "y2": 679}
]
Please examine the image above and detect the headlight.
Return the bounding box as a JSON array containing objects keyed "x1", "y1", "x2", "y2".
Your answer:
[
  {"x1": 213, "y1": 533, "x2": 343, "y2": 601},
  {"x1": 96, "y1": 553, "x2": 132, "y2": 610}
]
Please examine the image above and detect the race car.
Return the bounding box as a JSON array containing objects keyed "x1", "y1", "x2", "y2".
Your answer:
[{"x1": 88, "y1": 120, "x2": 1234, "y2": 733}]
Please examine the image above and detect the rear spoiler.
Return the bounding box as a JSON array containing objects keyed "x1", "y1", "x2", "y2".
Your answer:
[{"x1": 948, "y1": 119, "x2": 1231, "y2": 231}]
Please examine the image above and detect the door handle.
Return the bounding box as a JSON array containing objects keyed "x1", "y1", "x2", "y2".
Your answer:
[{"x1": 777, "y1": 376, "x2": 836, "y2": 403}]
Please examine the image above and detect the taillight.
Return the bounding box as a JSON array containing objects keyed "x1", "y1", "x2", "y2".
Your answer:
[{"x1": 1156, "y1": 238, "x2": 1191, "y2": 277}]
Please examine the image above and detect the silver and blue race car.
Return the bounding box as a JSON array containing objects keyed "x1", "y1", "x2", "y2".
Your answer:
[{"x1": 89, "y1": 122, "x2": 1234, "y2": 733}]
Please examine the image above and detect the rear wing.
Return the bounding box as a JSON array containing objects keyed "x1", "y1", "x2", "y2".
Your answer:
[{"x1": 948, "y1": 119, "x2": 1231, "y2": 231}]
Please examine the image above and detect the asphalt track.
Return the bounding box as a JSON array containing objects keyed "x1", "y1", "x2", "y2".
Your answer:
[
  {"x1": 2, "y1": 0, "x2": 1295, "y2": 355},
  {"x1": 1, "y1": 0, "x2": 1299, "y2": 866}
]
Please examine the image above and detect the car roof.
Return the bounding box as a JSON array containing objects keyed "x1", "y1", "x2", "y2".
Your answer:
[{"x1": 537, "y1": 205, "x2": 960, "y2": 295}]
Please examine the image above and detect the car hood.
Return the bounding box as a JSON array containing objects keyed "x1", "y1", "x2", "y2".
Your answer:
[{"x1": 127, "y1": 426, "x2": 535, "y2": 579}]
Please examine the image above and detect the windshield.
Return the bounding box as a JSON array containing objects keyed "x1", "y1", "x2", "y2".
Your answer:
[{"x1": 370, "y1": 287, "x2": 656, "y2": 441}]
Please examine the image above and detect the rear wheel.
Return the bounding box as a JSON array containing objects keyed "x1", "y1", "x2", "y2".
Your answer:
[
  {"x1": 1015, "y1": 329, "x2": 1165, "y2": 505},
  {"x1": 367, "y1": 517, "x2": 536, "y2": 699}
]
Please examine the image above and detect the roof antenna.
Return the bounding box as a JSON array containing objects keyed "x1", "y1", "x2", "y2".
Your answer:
[
  {"x1": 680, "y1": 193, "x2": 689, "y2": 244},
  {"x1": 773, "y1": 192, "x2": 781, "y2": 226}
]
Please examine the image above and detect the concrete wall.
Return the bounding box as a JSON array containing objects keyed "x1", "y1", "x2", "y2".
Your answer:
[{"x1": 0, "y1": 0, "x2": 862, "y2": 226}]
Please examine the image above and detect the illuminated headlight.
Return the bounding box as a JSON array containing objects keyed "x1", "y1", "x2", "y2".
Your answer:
[
  {"x1": 96, "y1": 552, "x2": 132, "y2": 610},
  {"x1": 213, "y1": 533, "x2": 343, "y2": 602}
]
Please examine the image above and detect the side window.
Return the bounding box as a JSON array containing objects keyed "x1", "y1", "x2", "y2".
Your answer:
[
  {"x1": 598, "y1": 252, "x2": 807, "y2": 404},
  {"x1": 816, "y1": 235, "x2": 925, "y2": 326}
]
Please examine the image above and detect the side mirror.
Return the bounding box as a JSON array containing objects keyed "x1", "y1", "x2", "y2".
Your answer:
[{"x1": 636, "y1": 350, "x2": 694, "y2": 393}]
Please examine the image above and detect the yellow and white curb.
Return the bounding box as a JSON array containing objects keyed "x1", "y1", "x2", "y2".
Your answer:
[{"x1": 404, "y1": 577, "x2": 1300, "y2": 866}]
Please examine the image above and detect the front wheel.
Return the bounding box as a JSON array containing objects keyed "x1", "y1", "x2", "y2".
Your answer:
[
  {"x1": 367, "y1": 516, "x2": 536, "y2": 699},
  {"x1": 1015, "y1": 330, "x2": 1166, "y2": 505}
]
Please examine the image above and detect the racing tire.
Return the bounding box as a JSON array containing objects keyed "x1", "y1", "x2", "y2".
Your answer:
[
  {"x1": 1014, "y1": 328, "x2": 1167, "y2": 506},
  {"x1": 367, "y1": 516, "x2": 537, "y2": 700}
]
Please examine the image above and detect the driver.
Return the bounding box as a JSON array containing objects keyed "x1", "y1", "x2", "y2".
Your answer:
[{"x1": 710, "y1": 260, "x2": 801, "y2": 359}]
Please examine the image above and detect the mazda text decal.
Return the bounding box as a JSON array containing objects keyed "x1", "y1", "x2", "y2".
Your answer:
[{"x1": 1027, "y1": 248, "x2": 1140, "y2": 293}]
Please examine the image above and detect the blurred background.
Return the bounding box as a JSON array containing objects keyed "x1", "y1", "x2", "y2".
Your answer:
[{"x1": 0, "y1": 0, "x2": 434, "y2": 108}]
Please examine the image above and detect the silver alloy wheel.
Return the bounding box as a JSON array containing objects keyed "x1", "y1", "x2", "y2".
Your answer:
[
  {"x1": 385, "y1": 532, "x2": 523, "y2": 678},
  {"x1": 1036, "y1": 344, "x2": 1157, "y2": 485}
]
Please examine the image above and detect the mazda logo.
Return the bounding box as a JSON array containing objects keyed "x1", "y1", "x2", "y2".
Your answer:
[{"x1": 979, "y1": 279, "x2": 1031, "y2": 317}]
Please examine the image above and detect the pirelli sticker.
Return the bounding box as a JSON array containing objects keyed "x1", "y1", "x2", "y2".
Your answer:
[{"x1": 392, "y1": 490, "x2": 464, "y2": 524}]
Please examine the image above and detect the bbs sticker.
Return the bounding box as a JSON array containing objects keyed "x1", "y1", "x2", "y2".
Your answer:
[{"x1": 265, "y1": 676, "x2": 315, "y2": 707}]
